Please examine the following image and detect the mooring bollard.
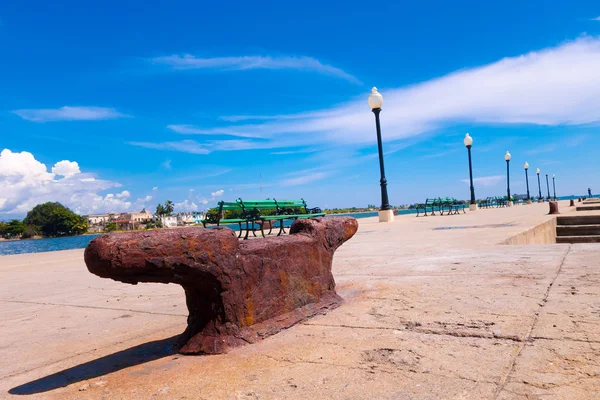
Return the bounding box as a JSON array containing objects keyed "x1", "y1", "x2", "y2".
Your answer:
[
  {"x1": 570, "y1": 199, "x2": 575, "y2": 207},
  {"x1": 548, "y1": 201, "x2": 559, "y2": 215},
  {"x1": 84, "y1": 217, "x2": 358, "y2": 354}
]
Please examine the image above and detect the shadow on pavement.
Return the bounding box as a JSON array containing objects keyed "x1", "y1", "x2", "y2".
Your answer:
[{"x1": 9, "y1": 335, "x2": 179, "y2": 395}]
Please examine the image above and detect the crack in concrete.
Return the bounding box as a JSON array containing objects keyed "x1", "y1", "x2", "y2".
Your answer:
[
  {"x1": 492, "y1": 244, "x2": 572, "y2": 400},
  {"x1": 0, "y1": 299, "x2": 187, "y2": 317},
  {"x1": 302, "y1": 322, "x2": 524, "y2": 343}
]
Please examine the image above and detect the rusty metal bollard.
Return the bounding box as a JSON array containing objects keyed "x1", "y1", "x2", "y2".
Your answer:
[
  {"x1": 548, "y1": 201, "x2": 559, "y2": 214},
  {"x1": 570, "y1": 199, "x2": 575, "y2": 207}
]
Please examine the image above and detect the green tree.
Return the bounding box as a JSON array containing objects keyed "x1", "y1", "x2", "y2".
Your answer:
[
  {"x1": 156, "y1": 204, "x2": 165, "y2": 216},
  {"x1": 164, "y1": 200, "x2": 174, "y2": 216},
  {"x1": 4, "y1": 219, "x2": 24, "y2": 238},
  {"x1": 0, "y1": 221, "x2": 6, "y2": 238},
  {"x1": 105, "y1": 222, "x2": 118, "y2": 232},
  {"x1": 23, "y1": 202, "x2": 88, "y2": 237}
]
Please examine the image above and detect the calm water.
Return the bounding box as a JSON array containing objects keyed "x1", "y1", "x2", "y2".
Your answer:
[{"x1": 0, "y1": 235, "x2": 101, "y2": 256}]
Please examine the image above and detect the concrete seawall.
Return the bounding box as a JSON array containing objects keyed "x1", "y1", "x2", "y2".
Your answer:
[{"x1": 501, "y1": 217, "x2": 557, "y2": 245}]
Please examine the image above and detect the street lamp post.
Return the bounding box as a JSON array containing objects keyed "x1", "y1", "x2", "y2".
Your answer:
[
  {"x1": 524, "y1": 162, "x2": 532, "y2": 204},
  {"x1": 505, "y1": 151, "x2": 512, "y2": 205},
  {"x1": 552, "y1": 174, "x2": 557, "y2": 201},
  {"x1": 537, "y1": 168, "x2": 543, "y2": 202},
  {"x1": 546, "y1": 174, "x2": 551, "y2": 201},
  {"x1": 464, "y1": 133, "x2": 476, "y2": 211},
  {"x1": 368, "y1": 87, "x2": 394, "y2": 222}
]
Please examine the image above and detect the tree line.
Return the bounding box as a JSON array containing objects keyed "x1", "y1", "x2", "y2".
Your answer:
[{"x1": 0, "y1": 202, "x2": 88, "y2": 239}]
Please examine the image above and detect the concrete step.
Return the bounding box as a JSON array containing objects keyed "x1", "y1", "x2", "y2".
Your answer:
[
  {"x1": 576, "y1": 205, "x2": 600, "y2": 211},
  {"x1": 557, "y1": 215, "x2": 600, "y2": 225},
  {"x1": 556, "y1": 225, "x2": 600, "y2": 236},
  {"x1": 556, "y1": 235, "x2": 600, "y2": 244}
]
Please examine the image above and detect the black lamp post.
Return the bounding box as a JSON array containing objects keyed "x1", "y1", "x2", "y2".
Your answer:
[
  {"x1": 546, "y1": 174, "x2": 551, "y2": 201},
  {"x1": 368, "y1": 87, "x2": 392, "y2": 222},
  {"x1": 464, "y1": 133, "x2": 476, "y2": 209},
  {"x1": 536, "y1": 168, "x2": 542, "y2": 202},
  {"x1": 504, "y1": 151, "x2": 512, "y2": 204},
  {"x1": 552, "y1": 174, "x2": 557, "y2": 200},
  {"x1": 524, "y1": 162, "x2": 531, "y2": 204}
]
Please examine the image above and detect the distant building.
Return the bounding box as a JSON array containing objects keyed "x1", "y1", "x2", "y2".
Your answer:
[
  {"x1": 87, "y1": 214, "x2": 109, "y2": 225},
  {"x1": 159, "y1": 216, "x2": 178, "y2": 228},
  {"x1": 176, "y1": 212, "x2": 205, "y2": 226},
  {"x1": 130, "y1": 209, "x2": 153, "y2": 223}
]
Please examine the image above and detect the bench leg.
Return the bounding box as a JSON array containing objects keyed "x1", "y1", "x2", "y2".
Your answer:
[
  {"x1": 244, "y1": 221, "x2": 250, "y2": 240},
  {"x1": 259, "y1": 223, "x2": 266, "y2": 238},
  {"x1": 277, "y1": 220, "x2": 285, "y2": 236},
  {"x1": 237, "y1": 223, "x2": 243, "y2": 239}
]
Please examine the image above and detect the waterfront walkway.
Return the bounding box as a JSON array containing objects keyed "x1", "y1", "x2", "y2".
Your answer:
[{"x1": 1, "y1": 201, "x2": 599, "y2": 399}]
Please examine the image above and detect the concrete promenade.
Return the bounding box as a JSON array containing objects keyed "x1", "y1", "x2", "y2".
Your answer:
[{"x1": 1, "y1": 201, "x2": 599, "y2": 399}]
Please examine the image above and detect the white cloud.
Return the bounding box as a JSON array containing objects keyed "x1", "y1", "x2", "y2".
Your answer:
[
  {"x1": 12, "y1": 106, "x2": 128, "y2": 122},
  {"x1": 174, "y1": 200, "x2": 198, "y2": 212},
  {"x1": 129, "y1": 138, "x2": 283, "y2": 154},
  {"x1": 128, "y1": 140, "x2": 210, "y2": 154},
  {"x1": 461, "y1": 175, "x2": 504, "y2": 187},
  {"x1": 150, "y1": 54, "x2": 360, "y2": 84},
  {"x1": 115, "y1": 190, "x2": 131, "y2": 199},
  {"x1": 0, "y1": 149, "x2": 153, "y2": 216},
  {"x1": 591, "y1": 16, "x2": 600, "y2": 21},
  {"x1": 51, "y1": 160, "x2": 81, "y2": 177},
  {"x1": 167, "y1": 124, "x2": 263, "y2": 138},
  {"x1": 281, "y1": 172, "x2": 329, "y2": 186},
  {"x1": 150, "y1": 37, "x2": 600, "y2": 151},
  {"x1": 162, "y1": 159, "x2": 172, "y2": 169},
  {"x1": 211, "y1": 189, "x2": 224, "y2": 197}
]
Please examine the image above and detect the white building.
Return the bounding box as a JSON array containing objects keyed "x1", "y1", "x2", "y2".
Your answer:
[
  {"x1": 87, "y1": 214, "x2": 109, "y2": 225},
  {"x1": 159, "y1": 216, "x2": 178, "y2": 228}
]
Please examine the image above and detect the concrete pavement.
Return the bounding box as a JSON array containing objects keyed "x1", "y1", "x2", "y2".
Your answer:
[{"x1": 1, "y1": 200, "x2": 599, "y2": 399}]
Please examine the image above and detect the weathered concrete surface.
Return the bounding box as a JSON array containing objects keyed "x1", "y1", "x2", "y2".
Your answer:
[
  {"x1": 1, "y1": 201, "x2": 600, "y2": 399},
  {"x1": 84, "y1": 217, "x2": 357, "y2": 354}
]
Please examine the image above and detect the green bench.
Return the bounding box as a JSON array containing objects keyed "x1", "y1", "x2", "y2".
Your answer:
[
  {"x1": 440, "y1": 197, "x2": 466, "y2": 215},
  {"x1": 416, "y1": 198, "x2": 440, "y2": 216},
  {"x1": 201, "y1": 201, "x2": 250, "y2": 239},
  {"x1": 250, "y1": 199, "x2": 325, "y2": 237},
  {"x1": 202, "y1": 198, "x2": 325, "y2": 239}
]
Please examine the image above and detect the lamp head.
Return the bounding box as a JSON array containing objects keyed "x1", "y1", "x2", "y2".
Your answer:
[
  {"x1": 368, "y1": 87, "x2": 383, "y2": 109},
  {"x1": 504, "y1": 151, "x2": 512, "y2": 162},
  {"x1": 536, "y1": 168, "x2": 541, "y2": 175},
  {"x1": 463, "y1": 133, "x2": 473, "y2": 147},
  {"x1": 524, "y1": 162, "x2": 529, "y2": 170},
  {"x1": 553, "y1": 174, "x2": 555, "y2": 178}
]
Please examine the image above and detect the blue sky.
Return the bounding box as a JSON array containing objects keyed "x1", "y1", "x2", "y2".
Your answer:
[{"x1": 1, "y1": 1, "x2": 600, "y2": 216}]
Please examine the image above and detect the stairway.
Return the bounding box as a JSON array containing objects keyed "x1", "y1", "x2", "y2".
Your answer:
[{"x1": 556, "y1": 215, "x2": 600, "y2": 243}]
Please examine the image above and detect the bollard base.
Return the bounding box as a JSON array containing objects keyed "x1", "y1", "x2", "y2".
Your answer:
[
  {"x1": 378, "y1": 209, "x2": 395, "y2": 222},
  {"x1": 469, "y1": 204, "x2": 478, "y2": 211},
  {"x1": 526, "y1": 200, "x2": 533, "y2": 204}
]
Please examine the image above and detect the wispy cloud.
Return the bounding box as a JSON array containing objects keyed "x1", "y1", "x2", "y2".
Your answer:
[
  {"x1": 150, "y1": 54, "x2": 360, "y2": 84},
  {"x1": 187, "y1": 37, "x2": 600, "y2": 148},
  {"x1": 128, "y1": 140, "x2": 210, "y2": 154},
  {"x1": 281, "y1": 172, "x2": 329, "y2": 186},
  {"x1": 526, "y1": 143, "x2": 557, "y2": 155},
  {"x1": 167, "y1": 124, "x2": 264, "y2": 138},
  {"x1": 461, "y1": 175, "x2": 504, "y2": 187},
  {"x1": 565, "y1": 133, "x2": 588, "y2": 147},
  {"x1": 12, "y1": 106, "x2": 128, "y2": 122},
  {"x1": 591, "y1": 16, "x2": 600, "y2": 21}
]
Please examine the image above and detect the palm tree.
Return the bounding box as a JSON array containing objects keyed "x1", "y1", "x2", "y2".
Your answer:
[
  {"x1": 155, "y1": 204, "x2": 165, "y2": 216},
  {"x1": 164, "y1": 200, "x2": 174, "y2": 216}
]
